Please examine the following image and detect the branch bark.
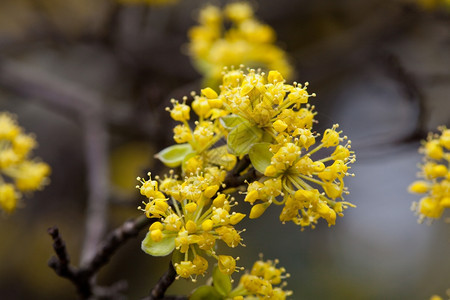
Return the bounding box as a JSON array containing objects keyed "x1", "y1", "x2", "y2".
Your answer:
[
  {"x1": 48, "y1": 215, "x2": 152, "y2": 299},
  {"x1": 148, "y1": 261, "x2": 177, "y2": 300}
]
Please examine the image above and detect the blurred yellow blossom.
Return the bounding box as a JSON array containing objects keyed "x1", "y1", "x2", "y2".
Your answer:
[
  {"x1": 188, "y1": 2, "x2": 293, "y2": 87},
  {"x1": 409, "y1": 126, "x2": 450, "y2": 223},
  {"x1": 0, "y1": 112, "x2": 50, "y2": 214}
]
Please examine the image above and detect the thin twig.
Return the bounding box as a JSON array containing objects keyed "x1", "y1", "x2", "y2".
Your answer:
[
  {"x1": 380, "y1": 52, "x2": 427, "y2": 141},
  {"x1": 47, "y1": 226, "x2": 92, "y2": 299},
  {"x1": 85, "y1": 214, "x2": 152, "y2": 276},
  {"x1": 221, "y1": 156, "x2": 258, "y2": 192},
  {"x1": 148, "y1": 261, "x2": 177, "y2": 300},
  {"x1": 48, "y1": 215, "x2": 152, "y2": 299}
]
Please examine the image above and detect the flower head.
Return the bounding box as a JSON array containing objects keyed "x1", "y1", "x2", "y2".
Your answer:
[
  {"x1": 409, "y1": 126, "x2": 450, "y2": 223},
  {"x1": 188, "y1": 2, "x2": 292, "y2": 87},
  {"x1": 0, "y1": 112, "x2": 50, "y2": 214},
  {"x1": 217, "y1": 69, "x2": 355, "y2": 229},
  {"x1": 233, "y1": 258, "x2": 292, "y2": 299},
  {"x1": 139, "y1": 170, "x2": 245, "y2": 280}
]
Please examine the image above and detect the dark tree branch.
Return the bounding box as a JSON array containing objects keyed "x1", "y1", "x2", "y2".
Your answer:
[
  {"x1": 148, "y1": 261, "x2": 177, "y2": 300},
  {"x1": 47, "y1": 226, "x2": 92, "y2": 299},
  {"x1": 85, "y1": 215, "x2": 152, "y2": 277},
  {"x1": 48, "y1": 215, "x2": 153, "y2": 299},
  {"x1": 380, "y1": 52, "x2": 428, "y2": 141},
  {"x1": 222, "y1": 156, "x2": 259, "y2": 192}
]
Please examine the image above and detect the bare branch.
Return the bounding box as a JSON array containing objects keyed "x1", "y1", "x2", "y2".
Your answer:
[
  {"x1": 84, "y1": 215, "x2": 152, "y2": 277},
  {"x1": 48, "y1": 215, "x2": 152, "y2": 299},
  {"x1": 148, "y1": 261, "x2": 177, "y2": 300}
]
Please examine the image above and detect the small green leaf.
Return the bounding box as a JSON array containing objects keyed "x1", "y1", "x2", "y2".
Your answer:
[
  {"x1": 220, "y1": 114, "x2": 247, "y2": 130},
  {"x1": 213, "y1": 265, "x2": 232, "y2": 296},
  {"x1": 141, "y1": 232, "x2": 175, "y2": 257},
  {"x1": 248, "y1": 143, "x2": 273, "y2": 174},
  {"x1": 190, "y1": 286, "x2": 223, "y2": 300},
  {"x1": 227, "y1": 123, "x2": 263, "y2": 155},
  {"x1": 155, "y1": 143, "x2": 194, "y2": 167}
]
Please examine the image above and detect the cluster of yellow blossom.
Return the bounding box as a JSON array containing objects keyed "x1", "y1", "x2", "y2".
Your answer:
[
  {"x1": 232, "y1": 259, "x2": 292, "y2": 300},
  {"x1": 140, "y1": 67, "x2": 355, "y2": 285},
  {"x1": 138, "y1": 169, "x2": 245, "y2": 281},
  {"x1": 190, "y1": 257, "x2": 291, "y2": 300},
  {"x1": 219, "y1": 69, "x2": 355, "y2": 228},
  {"x1": 409, "y1": 126, "x2": 450, "y2": 222},
  {"x1": 0, "y1": 112, "x2": 50, "y2": 214},
  {"x1": 188, "y1": 2, "x2": 292, "y2": 87},
  {"x1": 163, "y1": 94, "x2": 236, "y2": 174}
]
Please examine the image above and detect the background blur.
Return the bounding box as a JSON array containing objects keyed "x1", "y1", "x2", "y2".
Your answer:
[{"x1": 0, "y1": 0, "x2": 449, "y2": 299}]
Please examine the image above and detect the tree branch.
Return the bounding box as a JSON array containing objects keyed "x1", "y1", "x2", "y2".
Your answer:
[
  {"x1": 48, "y1": 215, "x2": 152, "y2": 299},
  {"x1": 148, "y1": 261, "x2": 177, "y2": 300}
]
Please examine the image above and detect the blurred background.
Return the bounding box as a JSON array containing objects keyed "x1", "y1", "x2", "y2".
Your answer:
[{"x1": 0, "y1": 0, "x2": 449, "y2": 299}]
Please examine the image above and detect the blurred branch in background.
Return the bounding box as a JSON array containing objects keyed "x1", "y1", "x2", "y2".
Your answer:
[{"x1": 0, "y1": 58, "x2": 110, "y2": 265}]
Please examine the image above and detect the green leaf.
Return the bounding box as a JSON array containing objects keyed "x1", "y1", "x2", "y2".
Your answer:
[
  {"x1": 190, "y1": 285, "x2": 223, "y2": 300},
  {"x1": 141, "y1": 232, "x2": 175, "y2": 257},
  {"x1": 227, "y1": 122, "x2": 263, "y2": 155},
  {"x1": 220, "y1": 114, "x2": 247, "y2": 130},
  {"x1": 213, "y1": 265, "x2": 232, "y2": 297},
  {"x1": 248, "y1": 143, "x2": 273, "y2": 174},
  {"x1": 155, "y1": 143, "x2": 195, "y2": 167}
]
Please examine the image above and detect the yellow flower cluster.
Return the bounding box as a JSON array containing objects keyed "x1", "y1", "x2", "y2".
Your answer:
[
  {"x1": 232, "y1": 259, "x2": 292, "y2": 300},
  {"x1": 138, "y1": 170, "x2": 245, "y2": 281},
  {"x1": 222, "y1": 69, "x2": 355, "y2": 228},
  {"x1": 0, "y1": 112, "x2": 50, "y2": 214},
  {"x1": 188, "y1": 2, "x2": 292, "y2": 87},
  {"x1": 409, "y1": 126, "x2": 450, "y2": 222},
  {"x1": 141, "y1": 67, "x2": 355, "y2": 285},
  {"x1": 164, "y1": 94, "x2": 236, "y2": 175}
]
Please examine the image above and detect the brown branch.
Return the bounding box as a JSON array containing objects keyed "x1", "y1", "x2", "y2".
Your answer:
[
  {"x1": 47, "y1": 226, "x2": 92, "y2": 299},
  {"x1": 221, "y1": 156, "x2": 259, "y2": 192},
  {"x1": 48, "y1": 215, "x2": 152, "y2": 299},
  {"x1": 380, "y1": 52, "x2": 428, "y2": 142},
  {"x1": 84, "y1": 215, "x2": 152, "y2": 277},
  {"x1": 148, "y1": 261, "x2": 177, "y2": 300}
]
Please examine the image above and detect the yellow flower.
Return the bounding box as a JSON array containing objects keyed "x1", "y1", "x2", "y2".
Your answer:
[
  {"x1": 409, "y1": 126, "x2": 450, "y2": 223},
  {"x1": 188, "y1": 2, "x2": 293, "y2": 87},
  {"x1": 218, "y1": 70, "x2": 355, "y2": 228},
  {"x1": 230, "y1": 258, "x2": 292, "y2": 299},
  {"x1": 160, "y1": 92, "x2": 236, "y2": 176},
  {"x1": 139, "y1": 170, "x2": 245, "y2": 280},
  {"x1": 0, "y1": 112, "x2": 50, "y2": 214},
  {"x1": 0, "y1": 184, "x2": 18, "y2": 214}
]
